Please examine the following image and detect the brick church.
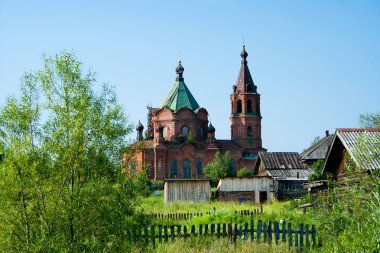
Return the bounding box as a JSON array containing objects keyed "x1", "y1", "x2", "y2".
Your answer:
[{"x1": 123, "y1": 46, "x2": 266, "y2": 180}]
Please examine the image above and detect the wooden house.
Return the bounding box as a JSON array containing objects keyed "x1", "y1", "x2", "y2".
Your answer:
[
  {"x1": 253, "y1": 152, "x2": 312, "y2": 200},
  {"x1": 322, "y1": 128, "x2": 380, "y2": 180},
  {"x1": 300, "y1": 130, "x2": 334, "y2": 169},
  {"x1": 217, "y1": 177, "x2": 272, "y2": 203},
  {"x1": 164, "y1": 179, "x2": 211, "y2": 203}
]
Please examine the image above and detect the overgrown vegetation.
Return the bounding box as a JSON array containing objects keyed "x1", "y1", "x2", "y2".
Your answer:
[
  {"x1": 237, "y1": 167, "x2": 252, "y2": 177},
  {"x1": 0, "y1": 52, "x2": 149, "y2": 252},
  {"x1": 204, "y1": 151, "x2": 235, "y2": 180}
]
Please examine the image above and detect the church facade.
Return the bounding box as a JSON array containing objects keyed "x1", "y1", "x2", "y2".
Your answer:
[{"x1": 123, "y1": 46, "x2": 266, "y2": 180}]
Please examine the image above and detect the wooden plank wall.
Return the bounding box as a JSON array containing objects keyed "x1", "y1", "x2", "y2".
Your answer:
[{"x1": 164, "y1": 181, "x2": 211, "y2": 203}]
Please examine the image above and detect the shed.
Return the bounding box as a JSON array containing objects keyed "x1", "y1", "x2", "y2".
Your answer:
[
  {"x1": 300, "y1": 131, "x2": 334, "y2": 169},
  {"x1": 164, "y1": 179, "x2": 211, "y2": 203},
  {"x1": 322, "y1": 128, "x2": 380, "y2": 180},
  {"x1": 253, "y1": 152, "x2": 312, "y2": 200},
  {"x1": 217, "y1": 177, "x2": 272, "y2": 203}
]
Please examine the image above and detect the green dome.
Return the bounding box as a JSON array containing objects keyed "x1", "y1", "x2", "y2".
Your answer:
[{"x1": 160, "y1": 80, "x2": 200, "y2": 112}]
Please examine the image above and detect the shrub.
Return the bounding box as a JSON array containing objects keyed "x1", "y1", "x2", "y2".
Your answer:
[{"x1": 237, "y1": 167, "x2": 252, "y2": 177}]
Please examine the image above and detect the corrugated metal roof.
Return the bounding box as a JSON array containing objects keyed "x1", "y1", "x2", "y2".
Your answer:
[
  {"x1": 257, "y1": 152, "x2": 312, "y2": 180},
  {"x1": 259, "y1": 152, "x2": 306, "y2": 170},
  {"x1": 336, "y1": 129, "x2": 380, "y2": 171}
]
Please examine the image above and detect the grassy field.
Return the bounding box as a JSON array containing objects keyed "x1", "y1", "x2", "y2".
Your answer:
[{"x1": 134, "y1": 184, "x2": 379, "y2": 253}]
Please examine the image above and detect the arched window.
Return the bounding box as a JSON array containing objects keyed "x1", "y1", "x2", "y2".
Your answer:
[
  {"x1": 237, "y1": 100, "x2": 242, "y2": 113},
  {"x1": 247, "y1": 99, "x2": 252, "y2": 113},
  {"x1": 171, "y1": 160, "x2": 177, "y2": 177},
  {"x1": 256, "y1": 101, "x2": 260, "y2": 114},
  {"x1": 182, "y1": 126, "x2": 189, "y2": 138},
  {"x1": 163, "y1": 127, "x2": 168, "y2": 138},
  {"x1": 247, "y1": 126, "x2": 253, "y2": 137},
  {"x1": 183, "y1": 160, "x2": 191, "y2": 178},
  {"x1": 199, "y1": 127, "x2": 205, "y2": 140},
  {"x1": 196, "y1": 160, "x2": 202, "y2": 176}
]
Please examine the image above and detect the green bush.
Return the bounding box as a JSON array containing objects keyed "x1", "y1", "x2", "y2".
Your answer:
[{"x1": 237, "y1": 167, "x2": 252, "y2": 177}]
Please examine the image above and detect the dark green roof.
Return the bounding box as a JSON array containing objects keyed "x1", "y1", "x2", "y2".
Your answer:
[{"x1": 160, "y1": 80, "x2": 200, "y2": 112}]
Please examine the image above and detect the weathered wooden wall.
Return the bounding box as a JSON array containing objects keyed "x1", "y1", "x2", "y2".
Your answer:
[
  {"x1": 217, "y1": 177, "x2": 272, "y2": 203},
  {"x1": 164, "y1": 179, "x2": 211, "y2": 203},
  {"x1": 217, "y1": 177, "x2": 271, "y2": 192}
]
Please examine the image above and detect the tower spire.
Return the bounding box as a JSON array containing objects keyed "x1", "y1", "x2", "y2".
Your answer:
[{"x1": 235, "y1": 45, "x2": 256, "y2": 93}]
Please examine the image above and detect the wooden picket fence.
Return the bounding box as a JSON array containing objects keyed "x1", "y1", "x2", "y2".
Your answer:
[
  {"x1": 149, "y1": 206, "x2": 263, "y2": 220},
  {"x1": 128, "y1": 220, "x2": 316, "y2": 249}
]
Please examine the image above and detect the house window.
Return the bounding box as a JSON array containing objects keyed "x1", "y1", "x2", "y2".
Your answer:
[
  {"x1": 183, "y1": 160, "x2": 191, "y2": 178},
  {"x1": 247, "y1": 126, "x2": 253, "y2": 137},
  {"x1": 196, "y1": 160, "x2": 202, "y2": 176},
  {"x1": 163, "y1": 127, "x2": 168, "y2": 138},
  {"x1": 182, "y1": 126, "x2": 189, "y2": 138},
  {"x1": 237, "y1": 100, "x2": 242, "y2": 113},
  {"x1": 171, "y1": 160, "x2": 177, "y2": 176},
  {"x1": 247, "y1": 99, "x2": 252, "y2": 113}
]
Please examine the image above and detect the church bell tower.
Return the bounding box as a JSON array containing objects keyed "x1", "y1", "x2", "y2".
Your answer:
[{"x1": 230, "y1": 45, "x2": 263, "y2": 149}]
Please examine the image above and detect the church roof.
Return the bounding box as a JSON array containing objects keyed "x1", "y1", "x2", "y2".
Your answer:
[
  {"x1": 160, "y1": 61, "x2": 200, "y2": 112},
  {"x1": 235, "y1": 45, "x2": 257, "y2": 93}
]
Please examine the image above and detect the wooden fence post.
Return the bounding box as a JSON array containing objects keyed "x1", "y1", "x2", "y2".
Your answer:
[
  {"x1": 205, "y1": 224, "x2": 209, "y2": 235},
  {"x1": 250, "y1": 220, "x2": 254, "y2": 241},
  {"x1": 300, "y1": 223, "x2": 304, "y2": 248},
  {"x1": 191, "y1": 225, "x2": 195, "y2": 237},
  {"x1": 228, "y1": 223, "x2": 233, "y2": 241},
  {"x1": 305, "y1": 224, "x2": 310, "y2": 248},
  {"x1": 184, "y1": 225, "x2": 188, "y2": 240},
  {"x1": 311, "y1": 224, "x2": 316, "y2": 247},
  {"x1": 151, "y1": 224, "x2": 155, "y2": 248},
  {"x1": 257, "y1": 220, "x2": 262, "y2": 244},
  {"x1": 170, "y1": 225, "x2": 175, "y2": 241},
  {"x1": 267, "y1": 221, "x2": 272, "y2": 244},
  {"x1": 158, "y1": 225, "x2": 162, "y2": 243},
  {"x1": 199, "y1": 224, "x2": 203, "y2": 236},
  {"x1": 223, "y1": 223, "x2": 227, "y2": 236},
  {"x1": 211, "y1": 223, "x2": 215, "y2": 234},
  {"x1": 217, "y1": 223, "x2": 221, "y2": 238},
  {"x1": 177, "y1": 225, "x2": 181, "y2": 239},
  {"x1": 288, "y1": 223, "x2": 292, "y2": 248},
  {"x1": 244, "y1": 222, "x2": 248, "y2": 241},
  {"x1": 274, "y1": 221, "x2": 279, "y2": 245},
  {"x1": 233, "y1": 224, "x2": 238, "y2": 242},
  {"x1": 263, "y1": 222, "x2": 268, "y2": 243},
  {"x1": 281, "y1": 221, "x2": 286, "y2": 243},
  {"x1": 164, "y1": 225, "x2": 168, "y2": 242}
]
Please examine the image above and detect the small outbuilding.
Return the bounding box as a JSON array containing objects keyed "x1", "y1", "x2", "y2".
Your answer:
[
  {"x1": 164, "y1": 179, "x2": 211, "y2": 203},
  {"x1": 217, "y1": 177, "x2": 272, "y2": 203},
  {"x1": 253, "y1": 152, "x2": 312, "y2": 200},
  {"x1": 300, "y1": 130, "x2": 334, "y2": 169}
]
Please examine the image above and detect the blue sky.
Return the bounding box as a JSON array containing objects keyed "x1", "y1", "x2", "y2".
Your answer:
[{"x1": 1, "y1": 1, "x2": 379, "y2": 152}]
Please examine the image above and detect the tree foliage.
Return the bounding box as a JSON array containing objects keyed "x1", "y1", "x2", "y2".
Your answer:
[
  {"x1": 359, "y1": 112, "x2": 380, "y2": 128},
  {"x1": 0, "y1": 52, "x2": 146, "y2": 252},
  {"x1": 204, "y1": 151, "x2": 235, "y2": 180},
  {"x1": 236, "y1": 167, "x2": 252, "y2": 178}
]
